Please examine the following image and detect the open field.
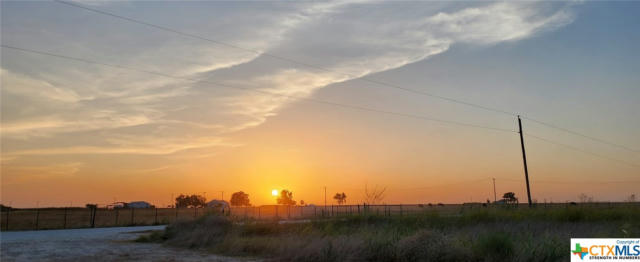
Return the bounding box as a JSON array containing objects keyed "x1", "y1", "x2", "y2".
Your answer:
[{"x1": 139, "y1": 205, "x2": 640, "y2": 261}]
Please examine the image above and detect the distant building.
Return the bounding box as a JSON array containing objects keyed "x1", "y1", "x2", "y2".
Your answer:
[
  {"x1": 127, "y1": 201, "x2": 153, "y2": 209},
  {"x1": 207, "y1": 199, "x2": 229, "y2": 212},
  {"x1": 107, "y1": 202, "x2": 126, "y2": 209}
]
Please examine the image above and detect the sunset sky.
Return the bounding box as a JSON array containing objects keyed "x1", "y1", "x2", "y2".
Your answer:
[{"x1": 1, "y1": 1, "x2": 639, "y2": 208}]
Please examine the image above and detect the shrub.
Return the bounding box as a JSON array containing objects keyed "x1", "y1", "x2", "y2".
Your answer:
[
  {"x1": 473, "y1": 232, "x2": 514, "y2": 261},
  {"x1": 164, "y1": 215, "x2": 232, "y2": 248},
  {"x1": 279, "y1": 237, "x2": 366, "y2": 262},
  {"x1": 396, "y1": 230, "x2": 471, "y2": 262},
  {"x1": 134, "y1": 230, "x2": 166, "y2": 243}
]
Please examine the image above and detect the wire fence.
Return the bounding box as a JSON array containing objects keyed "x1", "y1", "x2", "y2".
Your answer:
[{"x1": 1, "y1": 202, "x2": 635, "y2": 231}]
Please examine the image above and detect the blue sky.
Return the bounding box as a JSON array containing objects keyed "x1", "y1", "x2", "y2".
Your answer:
[{"x1": 1, "y1": 1, "x2": 638, "y2": 206}]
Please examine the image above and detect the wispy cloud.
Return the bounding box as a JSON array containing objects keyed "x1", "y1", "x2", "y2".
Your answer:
[
  {"x1": 219, "y1": 2, "x2": 575, "y2": 127},
  {"x1": 1, "y1": 1, "x2": 575, "y2": 162},
  {"x1": 6, "y1": 136, "x2": 239, "y2": 156},
  {"x1": 1, "y1": 162, "x2": 84, "y2": 185}
]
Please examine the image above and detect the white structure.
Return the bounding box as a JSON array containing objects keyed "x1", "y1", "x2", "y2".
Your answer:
[
  {"x1": 127, "y1": 201, "x2": 152, "y2": 208},
  {"x1": 206, "y1": 199, "x2": 229, "y2": 212}
]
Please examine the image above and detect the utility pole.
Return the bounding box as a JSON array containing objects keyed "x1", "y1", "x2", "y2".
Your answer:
[
  {"x1": 518, "y1": 115, "x2": 533, "y2": 207},
  {"x1": 492, "y1": 178, "x2": 497, "y2": 202},
  {"x1": 221, "y1": 191, "x2": 224, "y2": 201},
  {"x1": 324, "y1": 186, "x2": 327, "y2": 207}
]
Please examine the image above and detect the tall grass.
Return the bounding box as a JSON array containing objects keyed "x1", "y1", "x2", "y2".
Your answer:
[{"x1": 143, "y1": 206, "x2": 639, "y2": 261}]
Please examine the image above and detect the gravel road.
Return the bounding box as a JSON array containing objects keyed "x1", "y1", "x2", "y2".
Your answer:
[{"x1": 1, "y1": 226, "x2": 252, "y2": 262}]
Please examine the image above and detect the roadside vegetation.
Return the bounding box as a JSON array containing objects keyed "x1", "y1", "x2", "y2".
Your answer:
[{"x1": 139, "y1": 205, "x2": 640, "y2": 261}]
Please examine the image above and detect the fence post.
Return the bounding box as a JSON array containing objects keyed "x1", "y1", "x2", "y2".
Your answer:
[
  {"x1": 154, "y1": 207, "x2": 158, "y2": 225},
  {"x1": 63, "y1": 207, "x2": 68, "y2": 229},
  {"x1": 400, "y1": 205, "x2": 403, "y2": 216},
  {"x1": 175, "y1": 207, "x2": 178, "y2": 221},
  {"x1": 5, "y1": 208, "x2": 9, "y2": 230},
  {"x1": 275, "y1": 206, "x2": 279, "y2": 219},
  {"x1": 130, "y1": 208, "x2": 134, "y2": 225},
  {"x1": 89, "y1": 208, "x2": 94, "y2": 228},
  {"x1": 91, "y1": 208, "x2": 97, "y2": 228},
  {"x1": 35, "y1": 209, "x2": 40, "y2": 230},
  {"x1": 258, "y1": 206, "x2": 261, "y2": 220},
  {"x1": 115, "y1": 209, "x2": 119, "y2": 226},
  {"x1": 287, "y1": 205, "x2": 290, "y2": 219},
  {"x1": 194, "y1": 207, "x2": 197, "y2": 218}
]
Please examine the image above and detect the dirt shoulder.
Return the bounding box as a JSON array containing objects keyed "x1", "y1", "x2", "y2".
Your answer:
[{"x1": 1, "y1": 226, "x2": 255, "y2": 262}]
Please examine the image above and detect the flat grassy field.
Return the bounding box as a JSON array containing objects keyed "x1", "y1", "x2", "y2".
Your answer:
[{"x1": 139, "y1": 205, "x2": 640, "y2": 261}]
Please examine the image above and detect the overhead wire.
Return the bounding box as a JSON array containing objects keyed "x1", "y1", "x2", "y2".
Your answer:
[
  {"x1": 495, "y1": 177, "x2": 640, "y2": 185},
  {"x1": 523, "y1": 132, "x2": 640, "y2": 168},
  {"x1": 521, "y1": 116, "x2": 639, "y2": 153}
]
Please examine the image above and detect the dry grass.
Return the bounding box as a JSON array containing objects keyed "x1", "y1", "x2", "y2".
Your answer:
[{"x1": 146, "y1": 205, "x2": 640, "y2": 261}]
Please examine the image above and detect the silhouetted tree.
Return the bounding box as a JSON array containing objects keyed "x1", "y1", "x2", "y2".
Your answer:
[
  {"x1": 277, "y1": 190, "x2": 296, "y2": 205},
  {"x1": 578, "y1": 193, "x2": 593, "y2": 203},
  {"x1": 502, "y1": 192, "x2": 518, "y2": 204},
  {"x1": 364, "y1": 184, "x2": 386, "y2": 204},
  {"x1": 333, "y1": 192, "x2": 347, "y2": 205},
  {"x1": 175, "y1": 194, "x2": 206, "y2": 208},
  {"x1": 230, "y1": 191, "x2": 251, "y2": 206}
]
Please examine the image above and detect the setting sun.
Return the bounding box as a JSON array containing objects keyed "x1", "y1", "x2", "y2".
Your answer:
[{"x1": 271, "y1": 189, "x2": 278, "y2": 196}]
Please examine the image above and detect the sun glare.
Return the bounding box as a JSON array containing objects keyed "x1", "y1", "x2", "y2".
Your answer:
[{"x1": 271, "y1": 189, "x2": 278, "y2": 196}]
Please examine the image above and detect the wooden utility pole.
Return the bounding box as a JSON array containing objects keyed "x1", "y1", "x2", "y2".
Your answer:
[
  {"x1": 492, "y1": 178, "x2": 497, "y2": 202},
  {"x1": 517, "y1": 115, "x2": 533, "y2": 207},
  {"x1": 324, "y1": 186, "x2": 327, "y2": 207}
]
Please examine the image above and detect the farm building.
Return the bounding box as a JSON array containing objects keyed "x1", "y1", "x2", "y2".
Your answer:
[
  {"x1": 207, "y1": 199, "x2": 229, "y2": 212},
  {"x1": 127, "y1": 201, "x2": 153, "y2": 208}
]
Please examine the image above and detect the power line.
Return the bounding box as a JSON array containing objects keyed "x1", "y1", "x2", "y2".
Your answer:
[
  {"x1": 522, "y1": 116, "x2": 639, "y2": 153},
  {"x1": 389, "y1": 178, "x2": 490, "y2": 191},
  {"x1": 523, "y1": 133, "x2": 640, "y2": 168},
  {"x1": 495, "y1": 177, "x2": 640, "y2": 185},
  {"x1": 1, "y1": 44, "x2": 514, "y2": 133},
  {"x1": 52, "y1": 0, "x2": 638, "y2": 154}
]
